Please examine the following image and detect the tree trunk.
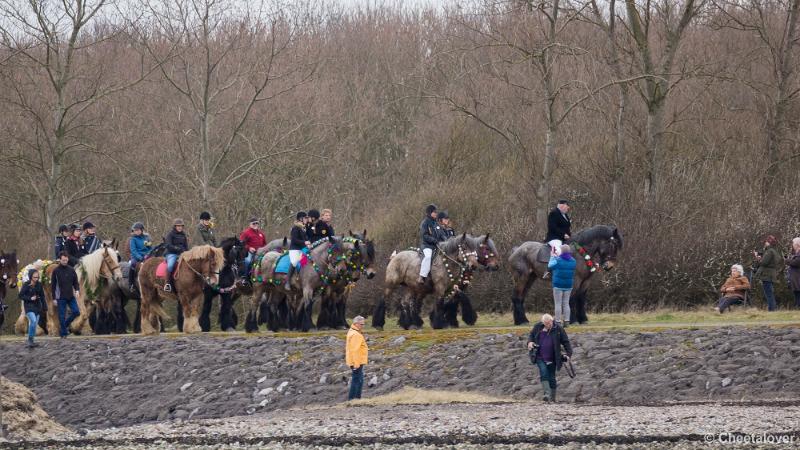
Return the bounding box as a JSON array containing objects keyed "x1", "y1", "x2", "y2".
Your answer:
[
  {"x1": 644, "y1": 99, "x2": 665, "y2": 202},
  {"x1": 611, "y1": 83, "x2": 628, "y2": 210}
]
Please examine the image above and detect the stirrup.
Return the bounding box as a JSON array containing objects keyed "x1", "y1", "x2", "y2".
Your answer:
[{"x1": 164, "y1": 283, "x2": 172, "y2": 292}]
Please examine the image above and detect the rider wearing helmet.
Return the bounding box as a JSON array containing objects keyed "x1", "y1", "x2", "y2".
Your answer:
[
  {"x1": 82, "y1": 221, "x2": 101, "y2": 255},
  {"x1": 128, "y1": 222, "x2": 152, "y2": 290},
  {"x1": 286, "y1": 211, "x2": 311, "y2": 290},
  {"x1": 54, "y1": 224, "x2": 70, "y2": 259},
  {"x1": 196, "y1": 211, "x2": 217, "y2": 247},
  {"x1": 163, "y1": 219, "x2": 189, "y2": 292}
]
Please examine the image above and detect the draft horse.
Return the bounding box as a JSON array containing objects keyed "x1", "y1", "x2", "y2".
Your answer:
[
  {"x1": 0, "y1": 251, "x2": 19, "y2": 329},
  {"x1": 371, "y1": 234, "x2": 481, "y2": 331},
  {"x1": 507, "y1": 225, "x2": 622, "y2": 325},
  {"x1": 138, "y1": 245, "x2": 224, "y2": 334}
]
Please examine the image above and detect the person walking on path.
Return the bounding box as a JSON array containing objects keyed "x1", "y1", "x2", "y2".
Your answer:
[
  {"x1": 527, "y1": 313, "x2": 573, "y2": 403},
  {"x1": 19, "y1": 268, "x2": 47, "y2": 348},
  {"x1": 51, "y1": 252, "x2": 80, "y2": 338},
  {"x1": 548, "y1": 244, "x2": 577, "y2": 326},
  {"x1": 346, "y1": 315, "x2": 369, "y2": 401},
  {"x1": 753, "y1": 235, "x2": 781, "y2": 311}
]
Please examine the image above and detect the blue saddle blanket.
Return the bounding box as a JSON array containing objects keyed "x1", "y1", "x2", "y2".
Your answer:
[{"x1": 274, "y1": 248, "x2": 308, "y2": 274}]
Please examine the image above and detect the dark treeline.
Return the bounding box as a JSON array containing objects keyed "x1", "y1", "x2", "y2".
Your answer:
[{"x1": 1, "y1": 0, "x2": 799, "y2": 317}]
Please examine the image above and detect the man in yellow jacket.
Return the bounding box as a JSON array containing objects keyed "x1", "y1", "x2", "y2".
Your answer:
[{"x1": 346, "y1": 315, "x2": 369, "y2": 400}]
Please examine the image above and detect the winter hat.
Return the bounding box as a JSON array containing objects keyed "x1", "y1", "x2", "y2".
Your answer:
[
  {"x1": 173, "y1": 218, "x2": 185, "y2": 226},
  {"x1": 248, "y1": 217, "x2": 260, "y2": 224}
]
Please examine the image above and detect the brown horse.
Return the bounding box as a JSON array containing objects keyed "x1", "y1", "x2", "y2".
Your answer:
[
  {"x1": 371, "y1": 234, "x2": 480, "y2": 330},
  {"x1": 138, "y1": 245, "x2": 224, "y2": 335},
  {"x1": 0, "y1": 250, "x2": 19, "y2": 329},
  {"x1": 507, "y1": 225, "x2": 622, "y2": 325}
]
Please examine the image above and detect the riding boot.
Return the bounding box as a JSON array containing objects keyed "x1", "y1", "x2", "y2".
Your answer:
[
  {"x1": 284, "y1": 266, "x2": 294, "y2": 291},
  {"x1": 164, "y1": 272, "x2": 174, "y2": 293},
  {"x1": 541, "y1": 381, "x2": 551, "y2": 402}
]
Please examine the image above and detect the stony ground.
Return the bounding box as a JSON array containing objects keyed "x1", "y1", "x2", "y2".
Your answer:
[
  {"x1": 3, "y1": 402, "x2": 799, "y2": 449},
  {"x1": 1, "y1": 326, "x2": 799, "y2": 432}
]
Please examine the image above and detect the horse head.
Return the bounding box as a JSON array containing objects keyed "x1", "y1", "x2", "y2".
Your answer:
[
  {"x1": 473, "y1": 234, "x2": 500, "y2": 272},
  {"x1": 221, "y1": 238, "x2": 246, "y2": 274},
  {"x1": 0, "y1": 250, "x2": 19, "y2": 289},
  {"x1": 349, "y1": 230, "x2": 377, "y2": 280},
  {"x1": 440, "y1": 233, "x2": 479, "y2": 271},
  {"x1": 575, "y1": 226, "x2": 623, "y2": 271},
  {"x1": 101, "y1": 247, "x2": 123, "y2": 282}
]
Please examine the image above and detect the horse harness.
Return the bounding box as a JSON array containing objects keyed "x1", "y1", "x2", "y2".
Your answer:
[{"x1": 438, "y1": 244, "x2": 477, "y2": 299}]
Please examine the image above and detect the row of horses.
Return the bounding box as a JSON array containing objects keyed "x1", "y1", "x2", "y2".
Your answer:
[{"x1": 0, "y1": 225, "x2": 622, "y2": 336}]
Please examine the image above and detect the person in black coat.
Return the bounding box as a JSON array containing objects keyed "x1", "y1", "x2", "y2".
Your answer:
[
  {"x1": 163, "y1": 218, "x2": 190, "y2": 292},
  {"x1": 527, "y1": 313, "x2": 573, "y2": 402},
  {"x1": 545, "y1": 200, "x2": 572, "y2": 246},
  {"x1": 19, "y1": 268, "x2": 47, "y2": 347},
  {"x1": 54, "y1": 224, "x2": 69, "y2": 259},
  {"x1": 64, "y1": 224, "x2": 84, "y2": 266},
  {"x1": 51, "y1": 252, "x2": 81, "y2": 338},
  {"x1": 287, "y1": 211, "x2": 311, "y2": 290},
  {"x1": 418, "y1": 204, "x2": 446, "y2": 284},
  {"x1": 438, "y1": 210, "x2": 455, "y2": 238},
  {"x1": 81, "y1": 221, "x2": 101, "y2": 255}
]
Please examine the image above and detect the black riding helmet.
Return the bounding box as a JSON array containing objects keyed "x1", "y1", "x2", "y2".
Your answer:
[
  {"x1": 296, "y1": 211, "x2": 307, "y2": 221},
  {"x1": 308, "y1": 209, "x2": 320, "y2": 219},
  {"x1": 58, "y1": 224, "x2": 69, "y2": 233},
  {"x1": 131, "y1": 222, "x2": 145, "y2": 232},
  {"x1": 69, "y1": 223, "x2": 80, "y2": 232},
  {"x1": 438, "y1": 210, "x2": 449, "y2": 220},
  {"x1": 199, "y1": 211, "x2": 211, "y2": 221}
]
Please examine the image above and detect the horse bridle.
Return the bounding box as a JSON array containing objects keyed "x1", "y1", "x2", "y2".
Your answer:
[
  {"x1": 478, "y1": 243, "x2": 495, "y2": 266},
  {"x1": 98, "y1": 250, "x2": 121, "y2": 281},
  {"x1": 183, "y1": 253, "x2": 221, "y2": 288}
]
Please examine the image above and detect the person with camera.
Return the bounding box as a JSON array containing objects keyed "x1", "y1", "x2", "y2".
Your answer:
[
  {"x1": 753, "y1": 235, "x2": 781, "y2": 311},
  {"x1": 527, "y1": 313, "x2": 573, "y2": 403}
]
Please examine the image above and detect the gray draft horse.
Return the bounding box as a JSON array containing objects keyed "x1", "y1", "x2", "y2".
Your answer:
[
  {"x1": 371, "y1": 234, "x2": 480, "y2": 330},
  {"x1": 507, "y1": 225, "x2": 622, "y2": 325}
]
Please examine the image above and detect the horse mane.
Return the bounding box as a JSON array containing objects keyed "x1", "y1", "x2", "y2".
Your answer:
[
  {"x1": 218, "y1": 237, "x2": 239, "y2": 252},
  {"x1": 439, "y1": 235, "x2": 468, "y2": 254},
  {"x1": 574, "y1": 225, "x2": 620, "y2": 246},
  {"x1": 78, "y1": 247, "x2": 119, "y2": 290},
  {"x1": 181, "y1": 245, "x2": 225, "y2": 269},
  {"x1": 468, "y1": 234, "x2": 498, "y2": 255}
]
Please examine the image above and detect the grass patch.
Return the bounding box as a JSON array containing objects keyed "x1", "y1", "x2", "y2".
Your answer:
[{"x1": 348, "y1": 387, "x2": 512, "y2": 406}]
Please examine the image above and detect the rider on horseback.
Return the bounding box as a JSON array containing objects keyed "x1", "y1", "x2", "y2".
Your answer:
[
  {"x1": 64, "y1": 224, "x2": 84, "y2": 267},
  {"x1": 544, "y1": 200, "x2": 571, "y2": 280},
  {"x1": 129, "y1": 222, "x2": 152, "y2": 291},
  {"x1": 438, "y1": 210, "x2": 455, "y2": 238},
  {"x1": 287, "y1": 211, "x2": 311, "y2": 290},
  {"x1": 239, "y1": 217, "x2": 266, "y2": 284},
  {"x1": 306, "y1": 209, "x2": 336, "y2": 242},
  {"x1": 196, "y1": 211, "x2": 217, "y2": 247},
  {"x1": 54, "y1": 224, "x2": 69, "y2": 259},
  {"x1": 82, "y1": 222, "x2": 101, "y2": 255},
  {"x1": 418, "y1": 204, "x2": 447, "y2": 285},
  {"x1": 164, "y1": 218, "x2": 189, "y2": 293}
]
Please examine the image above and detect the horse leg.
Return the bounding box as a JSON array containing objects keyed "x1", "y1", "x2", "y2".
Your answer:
[
  {"x1": 133, "y1": 297, "x2": 142, "y2": 333},
  {"x1": 444, "y1": 298, "x2": 460, "y2": 328},
  {"x1": 458, "y1": 291, "x2": 478, "y2": 326},
  {"x1": 139, "y1": 286, "x2": 158, "y2": 336},
  {"x1": 372, "y1": 286, "x2": 392, "y2": 331},
  {"x1": 200, "y1": 288, "x2": 213, "y2": 332},
  {"x1": 573, "y1": 288, "x2": 589, "y2": 324},
  {"x1": 511, "y1": 273, "x2": 534, "y2": 325},
  {"x1": 316, "y1": 293, "x2": 331, "y2": 330},
  {"x1": 300, "y1": 288, "x2": 315, "y2": 332},
  {"x1": 398, "y1": 291, "x2": 412, "y2": 330},
  {"x1": 219, "y1": 293, "x2": 235, "y2": 332},
  {"x1": 277, "y1": 294, "x2": 290, "y2": 331},
  {"x1": 181, "y1": 294, "x2": 202, "y2": 334},
  {"x1": 245, "y1": 286, "x2": 263, "y2": 333},
  {"x1": 412, "y1": 295, "x2": 424, "y2": 329},
  {"x1": 430, "y1": 297, "x2": 447, "y2": 329}
]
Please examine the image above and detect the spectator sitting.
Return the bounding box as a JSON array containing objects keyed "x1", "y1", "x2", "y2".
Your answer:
[{"x1": 715, "y1": 264, "x2": 750, "y2": 314}]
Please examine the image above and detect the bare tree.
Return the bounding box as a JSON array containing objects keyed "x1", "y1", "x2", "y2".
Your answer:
[
  {"x1": 713, "y1": 0, "x2": 800, "y2": 189},
  {"x1": 0, "y1": 0, "x2": 151, "y2": 252},
  {"x1": 135, "y1": 0, "x2": 318, "y2": 211}
]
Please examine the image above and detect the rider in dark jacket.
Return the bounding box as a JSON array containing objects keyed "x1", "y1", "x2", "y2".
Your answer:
[
  {"x1": 64, "y1": 224, "x2": 84, "y2": 266},
  {"x1": 286, "y1": 212, "x2": 311, "y2": 290},
  {"x1": 545, "y1": 200, "x2": 572, "y2": 243},
  {"x1": 54, "y1": 224, "x2": 69, "y2": 259},
  {"x1": 163, "y1": 219, "x2": 189, "y2": 292},
  {"x1": 81, "y1": 222, "x2": 101, "y2": 255},
  {"x1": 418, "y1": 204, "x2": 446, "y2": 284},
  {"x1": 438, "y1": 211, "x2": 455, "y2": 238}
]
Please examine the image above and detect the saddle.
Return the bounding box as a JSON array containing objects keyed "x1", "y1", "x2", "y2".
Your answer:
[
  {"x1": 536, "y1": 245, "x2": 552, "y2": 263},
  {"x1": 273, "y1": 252, "x2": 305, "y2": 275}
]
